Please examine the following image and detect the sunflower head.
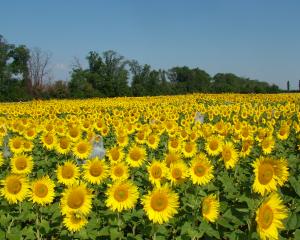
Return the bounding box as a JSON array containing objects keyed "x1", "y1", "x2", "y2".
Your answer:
[
  {"x1": 30, "y1": 176, "x2": 55, "y2": 205},
  {"x1": 126, "y1": 145, "x2": 146, "y2": 167},
  {"x1": 57, "y1": 161, "x2": 80, "y2": 186},
  {"x1": 110, "y1": 162, "x2": 129, "y2": 182},
  {"x1": 256, "y1": 193, "x2": 288, "y2": 240},
  {"x1": 201, "y1": 194, "x2": 220, "y2": 223},
  {"x1": 142, "y1": 185, "x2": 179, "y2": 224},
  {"x1": 82, "y1": 158, "x2": 108, "y2": 185},
  {"x1": 190, "y1": 153, "x2": 214, "y2": 185}
]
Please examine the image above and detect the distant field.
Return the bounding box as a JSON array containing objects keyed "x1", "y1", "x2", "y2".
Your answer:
[{"x1": 0, "y1": 94, "x2": 299, "y2": 239}]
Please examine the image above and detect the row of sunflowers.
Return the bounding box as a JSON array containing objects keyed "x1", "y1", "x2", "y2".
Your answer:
[{"x1": 0, "y1": 94, "x2": 299, "y2": 239}]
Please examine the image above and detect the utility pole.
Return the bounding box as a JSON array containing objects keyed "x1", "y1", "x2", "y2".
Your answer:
[{"x1": 287, "y1": 81, "x2": 290, "y2": 92}]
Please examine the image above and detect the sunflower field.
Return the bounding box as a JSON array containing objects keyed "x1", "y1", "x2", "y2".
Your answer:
[{"x1": 0, "y1": 94, "x2": 299, "y2": 240}]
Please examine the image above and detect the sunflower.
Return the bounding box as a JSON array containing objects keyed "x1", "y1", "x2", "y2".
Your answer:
[
  {"x1": 261, "y1": 136, "x2": 275, "y2": 155},
  {"x1": 201, "y1": 194, "x2": 220, "y2": 223},
  {"x1": 107, "y1": 146, "x2": 124, "y2": 163},
  {"x1": 61, "y1": 184, "x2": 93, "y2": 216},
  {"x1": 126, "y1": 145, "x2": 146, "y2": 168},
  {"x1": 168, "y1": 137, "x2": 182, "y2": 152},
  {"x1": 73, "y1": 140, "x2": 91, "y2": 159},
  {"x1": 105, "y1": 181, "x2": 139, "y2": 212},
  {"x1": 220, "y1": 142, "x2": 239, "y2": 169},
  {"x1": 24, "y1": 127, "x2": 37, "y2": 140},
  {"x1": 190, "y1": 153, "x2": 214, "y2": 185},
  {"x1": 55, "y1": 136, "x2": 72, "y2": 155},
  {"x1": 164, "y1": 152, "x2": 181, "y2": 167},
  {"x1": 9, "y1": 136, "x2": 24, "y2": 154},
  {"x1": 10, "y1": 154, "x2": 33, "y2": 175},
  {"x1": 147, "y1": 160, "x2": 167, "y2": 186},
  {"x1": 277, "y1": 124, "x2": 290, "y2": 140},
  {"x1": 116, "y1": 134, "x2": 129, "y2": 147},
  {"x1": 168, "y1": 161, "x2": 189, "y2": 185},
  {"x1": 110, "y1": 162, "x2": 129, "y2": 182},
  {"x1": 252, "y1": 157, "x2": 289, "y2": 196},
  {"x1": 41, "y1": 132, "x2": 56, "y2": 150},
  {"x1": 29, "y1": 176, "x2": 55, "y2": 205},
  {"x1": 22, "y1": 140, "x2": 34, "y2": 152},
  {"x1": 205, "y1": 136, "x2": 223, "y2": 156},
  {"x1": 240, "y1": 140, "x2": 253, "y2": 158},
  {"x1": 82, "y1": 158, "x2": 108, "y2": 185},
  {"x1": 57, "y1": 161, "x2": 80, "y2": 186},
  {"x1": 256, "y1": 193, "x2": 288, "y2": 240},
  {"x1": 1, "y1": 174, "x2": 29, "y2": 204},
  {"x1": 68, "y1": 126, "x2": 81, "y2": 142},
  {"x1": 146, "y1": 133, "x2": 160, "y2": 150},
  {"x1": 63, "y1": 211, "x2": 88, "y2": 232},
  {"x1": 182, "y1": 141, "x2": 197, "y2": 158},
  {"x1": 142, "y1": 185, "x2": 179, "y2": 224}
]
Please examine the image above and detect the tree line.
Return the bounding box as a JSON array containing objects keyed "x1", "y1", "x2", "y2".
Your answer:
[{"x1": 0, "y1": 35, "x2": 280, "y2": 101}]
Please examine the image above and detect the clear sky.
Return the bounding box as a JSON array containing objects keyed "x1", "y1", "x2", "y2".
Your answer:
[{"x1": 1, "y1": 0, "x2": 300, "y2": 89}]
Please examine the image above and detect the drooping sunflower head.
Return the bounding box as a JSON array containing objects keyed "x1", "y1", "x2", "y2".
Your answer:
[
  {"x1": 147, "y1": 160, "x2": 167, "y2": 186},
  {"x1": 221, "y1": 141, "x2": 238, "y2": 169},
  {"x1": 190, "y1": 153, "x2": 214, "y2": 185},
  {"x1": 73, "y1": 140, "x2": 92, "y2": 160},
  {"x1": 110, "y1": 162, "x2": 129, "y2": 182},
  {"x1": 29, "y1": 175, "x2": 55, "y2": 205},
  {"x1": 105, "y1": 181, "x2": 139, "y2": 212},
  {"x1": 142, "y1": 185, "x2": 179, "y2": 224},
  {"x1": 126, "y1": 145, "x2": 146, "y2": 168},
  {"x1": 57, "y1": 161, "x2": 80, "y2": 186},
  {"x1": 61, "y1": 184, "x2": 93, "y2": 216},
  {"x1": 82, "y1": 158, "x2": 108, "y2": 185},
  {"x1": 10, "y1": 154, "x2": 33, "y2": 175},
  {"x1": 256, "y1": 193, "x2": 288, "y2": 240},
  {"x1": 201, "y1": 194, "x2": 220, "y2": 223},
  {"x1": 0, "y1": 174, "x2": 29, "y2": 204},
  {"x1": 168, "y1": 161, "x2": 189, "y2": 185}
]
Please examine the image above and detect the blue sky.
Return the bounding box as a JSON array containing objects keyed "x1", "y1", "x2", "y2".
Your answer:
[{"x1": 1, "y1": 0, "x2": 300, "y2": 89}]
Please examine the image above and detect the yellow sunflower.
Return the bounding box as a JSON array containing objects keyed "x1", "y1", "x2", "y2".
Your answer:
[
  {"x1": 0, "y1": 174, "x2": 29, "y2": 204},
  {"x1": 0, "y1": 152, "x2": 3, "y2": 167},
  {"x1": 261, "y1": 136, "x2": 275, "y2": 155},
  {"x1": 164, "y1": 151, "x2": 181, "y2": 167},
  {"x1": 252, "y1": 157, "x2": 289, "y2": 196},
  {"x1": 221, "y1": 141, "x2": 239, "y2": 169},
  {"x1": 41, "y1": 132, "x2": 56, "y2": 150},
  {"x1": 63, "y1": 211, "x2": 88, "y2": 232},
  {"x1": 256, "y1": 193, "x2": 288, "y2": 240},
  {"x1": 126, "y1": 145, "x2": 146, "y2": 168},
  {"x1": 9, "y1": 136, "x2": 24, "y2": 154},
  {"x1": 201, "y1": 194, "x2": 220, "y2": 223},
  {"x1": 56, "y1": 161, "x2": 80, "y2": 186},
  {"x1": 105, "y1": 181, "x2": 139, "y2": 212},
  {"x1": 146, "y1": 133, "x2": 160, "y2": 150},
  {"x1": 22, "y1": 140, "x2": 34, "y2": 152},
  {"x1": 168, "y1": 161, "x2": 189, "y2": 185},
  {"x1": 73, "y1": 140, "x2": 91, "y2": 159},
  {"x1": 29, "y1": 176, "x2": 55, "y2": 205},
  {"x1": 55, "y1": 136, "x2": 72, "y2": 155},
  {"x1": 190, "y1": 153, "x2": 214, "y2": 185},
  {"x1": 240, "y1": 140, "x2": 253, "y2": 158},
  {"x1": 61, "y1": 184, "x2": 93, "y2": 216},
  {"x1": 142, "y1": 185, "x2": 179, "y2": 224},
  {"x1": 147, "y1": 160, "x2": 167, "y2": 186},
  {"x1": 82, "y1": 158, "x2": 108, "y2": 185},
  {"x1": 168, "y1": 137, "x2": 182, "y2": 152},
  {"x1": 10, "y1": 154, "x2": 33, "y2": 175},
  {"x1": 107, "y1": 146, "x2": 124, "y2": 163},
  {"x1": 110, "y1": 162, "x2": 129, "y2": 182},
  {"x1": 205, "y1": 135, "x2": 223, "y2": 156},
  {"x1": 182, "y1": 141, "x2": 197, "y2": 158}
]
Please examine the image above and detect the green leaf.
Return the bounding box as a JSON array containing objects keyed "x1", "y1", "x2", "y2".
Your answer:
[
  {"x1": 289, "y1": 176, "x2": 300, "y2": 197},
  {"x1": 294, "y1": 229, "x2": 300, "y2": 239},
  {"x1": 217, "y1": 217, "x2": 234, "y2": 230},
  {"x1": 286, "y1": 212, "x2": 298, "y2": 230},
  {"x1": 110, "y1": 227, "x2": 123, "y2": 240}
]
